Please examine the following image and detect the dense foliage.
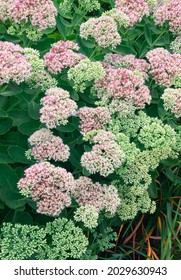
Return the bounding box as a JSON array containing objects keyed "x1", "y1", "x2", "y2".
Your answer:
[{"x1": 0, "y1": 0, "x2": 180, "y2": 260}]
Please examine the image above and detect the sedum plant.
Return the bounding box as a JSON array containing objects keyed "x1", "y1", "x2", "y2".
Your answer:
[
  {"x1": 0, "y1": 0, "x2": 180, "y2": 261},
  {"x1": 0, "y1": 218, "x2": 88, "y2": 260}
]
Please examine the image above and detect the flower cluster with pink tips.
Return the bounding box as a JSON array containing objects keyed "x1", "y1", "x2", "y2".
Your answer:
[
  {"x1": 146, "y1": 48, "x2": 181, "y2": 87},
  {"x1": 0, "y1": 0, "x2": 57, "y2": 31},
  {"x1": 77, "y1": 107, "x2": 111, "y2": 134},
  {"x1": 161, "y1": 88, "x2": 181, "y2": 118},
  {"x1": 40, "y1": 88, "x2": 77, "y2": 129},
  {"x1": 103, "y1": 8, "x2": 130, "y2": 28},
  {"x1": 44, "y1": 40, "x2": 85, "y2": 74},
  {"x1": 80, "y1": 15, "x2": 121, "y2": 49},
  {"x1": 104, "y1": 53, "x2": 150, "y2": 79},
  {"x1": 94, "y1": 64, "x2": 151, "y2": 109},
  {"x1": 170, "y1": 36, "x2": 181, "y2": 54},
  {"x1": 81, "y1": 131, "x2": 125, "y2": 177},
  {"x1": 0, "y1": 41, "x2": 32, "y2": 85},
  {"x1": 115, "y1": 0, "x2": 149, "y2": 26},
  {"x1": 3, "y1": 0, "x2": 179, "y2": 236},
  {"x1": 28, "y1": 128, "x2": 70, "y2": 162},
  {"x1": 73, "y1": 176, "x2": 120, "y2": 214},
  {"x1": 18, "y1": 162, "x2": 75, "y2": 216},
  {"x1": 155, "y1": 0, "x2": 181, "y2": 34}
]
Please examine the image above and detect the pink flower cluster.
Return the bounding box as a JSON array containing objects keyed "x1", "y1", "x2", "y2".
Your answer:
[
  {"x1": 146, "y1": 48, "x2": 181, "y2": 87},
  {"x1": 81, "y1": 131, "x2": 125, "y2": 177},
  {"x1": 80, "y1": 15, "x2": 121, "y2": 49},
  {"x1": 0, "y1": 0, "x2": 57, "y2": 31},
  {"x1": 0, "y1": 41, "x2": 32, "y2": 85},
  {"x1": 104, "y1": 53, "x2": 150, "y2": 79},
  {"x1": 18, "y1": 162, "x2": 75, "y2": 216},
  {"x1": 161, "y1": 88, "x2": 181, "y2": 118},
  {"x1": 28, "y1": 128, "x2": 70, "y2": 162},
  {"x1": 155, "y1": 0, "x2": 181, "y2": 34},
  {"x1": 44, "y1": 40, "x2": 85, "y2": 74},
  {"x1": 94, "y1": 64, "x2": 151, "y2": 109},
  {"x1": 77, "y1": 107, "x2": 111, "y2": 134},
  {"x1": 73, "y1": 176, "x2": 120, "y2": 214},
  {"x1": 40, "y1": 88, "x2": 78, "y2": 129},
  {"x1": 115, "y1": 0, "x2": 149, "y2": 26}
]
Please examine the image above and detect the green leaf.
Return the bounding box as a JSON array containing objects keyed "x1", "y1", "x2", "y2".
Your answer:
[
  {"x1": 8, "y1": 146, "x2": 32, "y2": 164},
  {"x1": 80, "y1": 38, "x2": 95, "y2": 49},
  {"x1": 6, "y1": 96, "x2": 20, "y2": 112},
  {"x1": 115, "y1": 45, "x2": 137, "y2": 55},
  {"x1": 158, "y1": 107, "x2": 167, "y2": 119},
  {"x1": 77, "y1": 36, "x2": 95, "y2": 56},
  {"x1": 43, "y1": 27, "x2": 56, "y2": 34},
  {"x1": 150, "y1": 26, "x2": 162, "y2": 35},
  {"x1": 0, "y1": 146, "x2": 14, "y2": 164},
  {"x1": 34, "y1": 37, "x2": 56, "y2": 54},
  {"x1": 0, "y1": 118, "x2": 13, "y2": 135},
  {"x1": 146, "y1": 105, "x2": 158, "y2": 118},
  {"x1": 0, "y1": 200, "x2": 4, "y2": 209},
  {"x1": 56, "y1": 16, "x2": 66, "y2": 39},
  {"x1": 60, "y1": 16, "x2": 72, "y2": 27},
  {"x1": 0, "y1": 132, "x2": 27, "y2": 147},
  {"x1": 71, "y1": 116, "x2": 79, "y2": 127},
  {"x1": 76, "y1": 136, "x2": 83, "y2": 144},
  {"x1": 0, "y1": 96, "x2": 8, "y2": 110},
  {"x1": 66, "y1": 34, "x2": 76, "y2": 40},
  {"x1": 164, "y1": 32, "x2": 170, "y2": 44},
  {"x1": 82, "y1": 168, "x2": 91, "y2": 176},
  {"x1": 165, "y1": 168, "x2": 181, "y2": 186},
  {"x1": 13, "y1": 211, "x2": 33, "y2": 224},
  {"x1": 18, "y1": 120, "x2": 40, "y2": 135},
  {"x1": 9, "y1": 110, "x2": 30, "y2": 126},
  {"x1": 0, "y1": 23, "x2": 6, "y2": 34},
  {"x1": 79, "y1": 92, "x2": 95, "y2": 104},
  {"x1": 0, "y1": 190, "x2": 28, "y2": 209},
  {"x1": 139, "y1": 41, "x2": 149, "y2": 58},
  {"x1": 0, "y1": 108, "x2": 8, "y2": 117},
  {"x1": 0, "y1": 83, "x2": 23, "y2": 96},
  {"x1": 0, "y1": 164, "x2": 28, "y2": 209},
  {"x1": 69, "y1": 148, "x2": 82, "y2": 168},
  {"x1": 154, "y1": 39, "x2": 167, "y2": 47},
  {"x1": 162, "y1": 159, "x2": 179, "y2": 167},
  {"x1": 84, "y1": 145, "x2": 92, "y2": 152},
  {"x1": 28, "y1": 101, "x2": 41, "y2": 120},
  {"x1": 0, "y1": 164, "x2": 18, "y2": 192},
  {"x1": 56, "y1": 122, "x2": 76, "y2": 132},
  {"x1": 148, "y1": 182, "x2": 158, "y2": 199},
  {"x1": 71, "y1": 90, "x2": 79, "y2": 101},
  {"x1": 144, "y1": 24, "x2": 152, "y2": 45},
  {"x1": 93, "y1": 54, "x2": 105, "y2": 61}
]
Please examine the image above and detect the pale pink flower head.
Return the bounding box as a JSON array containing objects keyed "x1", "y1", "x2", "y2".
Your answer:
[
  {"x1": 18, "y1": 162, "x2": 75, "y2": 216},
  {"x1": 104, "y1": 53, "x2": 150, "y2": 79},
  {"x1": 81, "y1": 131, "x2": 125, "y2": 177},
  {"x1": 170, "y1": 36, "x2": 181, "y2": 54},
  {"x1": 44, "y1": 40, "x2": 85, "y2": 74},
  {"x1": 115, "y1": 0, "x2": 149, "y2": 26},
  {"x1": 77, "y1": 107, "x2": 111, "y2": 134},
  {"x1": 161, "y1": 88, "x2": 181, "y2": 118},
  {"x1": 28, "y1": 128, "x2": 70, "y2": 162},
  {"x1": 73, "y1": 176, "x2": 120, "y2": 213},
  {"x1": 40, "y1": 88, "x2": 78, "y2": 129},
  {"x1": 94, "y1": 64, "x2": 151, "y2": 109},
  {"x1": 146, "y1": 48, "x2": 181, "y2": 87},
  {"x1": 0, "y1": 41, "x2": 32, "y2": 85},
  {"x1": 93, "y1": 130, "x2": 116, "y2": 143},
  {"x1": 0, "y1": 0, "x2": 57, "y2": 31},
  {"x1": 155, "y1": 0, "x2": 181, "y2": 34},
  {"x1": 80, "y1": 15, "x2": 121, "y2": 49}
]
